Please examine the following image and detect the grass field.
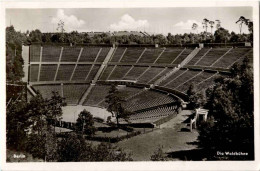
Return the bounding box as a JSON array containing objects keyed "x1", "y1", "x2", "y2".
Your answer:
[{"x1": 116, "y1": 110, "x2": 199, "y2": 161}]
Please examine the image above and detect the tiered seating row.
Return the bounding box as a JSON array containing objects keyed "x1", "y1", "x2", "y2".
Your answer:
[
  {"x1": 85, "y1": 65, "x2": 101, "y2": 82},
  {"x1": 30, "y1": 45, "x2": 41, "y2": 62},
  {"x1": 176, "y1": 71, "x2": 215, "y2": 93},
  {"x1": 99, "y1": 65, "x2": 115, "y2": 80},
  {"x1": 83, "y1": 85, "x2": 111, "y2": 106},
  {"x1": 124, "y1": 90, "x2": 175, "y2": 112},
  {"x1": 120, "y1": 48, "x2": 144, "y2": 62},
  {"x1": 123, "y1": 66, "x2": 148, "y2": 80},
  {"x1": 155, "y1": 48, "x2": 184, "y2": 64},
  {"x1": 138, "y1": 48, "x2": 164, "y2": 63},
  {"x1": 172, "y1": 48, "x2": 193, "y2": 64},
  {"x1": 56, "y1": 64, "x2": 75, "y2": 81},
  {"x1": 196, "y1": 73, "x2": 219, "y2": 91},
  {"x1": 83, "y1": 85, "x2": 143, "y2": 107},
  {"x1": 61, "y1": 47, "x2": 81, "y2": 62},
  {"x1": 162, "y1": 70, "x2": 201, "y2": 89},
  {"x1": 110, "y1": 47, "x2": 126, "y2": 62},
  {"x1": 42, "y1": 46, "x2": 61, "y2": 62},
  {"x1": 137, "y1": 67, "x2": 165, "y2": 84},
  {"x1": 32, "y1": 84, "x2": 89, "y2": 105},
  {"x1": 159, "y1": 69, "x2": 186, "y2": 86},
  {"x1": 95, "y1": 47, "x2": 110, "y2": 62},
  {"x1": 195, "y1": 48, "x2": 230, "y2": 66},
  {"x1": 125, "y1": 95, "x2": 174, "y2": 112},
  {"x1": 39, "y1": 64, "x2": 57, "y2": 81},
  {"x1": 95, "y1": 86, "x2": 143, "y2": 108},
  {"x1": 30, "y1": 45, "x2": 112, "y2": 63},
  {"x1": 119, "y1": 106, "x2": 177, "y2": 123},
  {"x1": 187, "y1": 48, "x2": 211, "y2": 65},
  {"x1": 30, "y1": 64, "x2": 39, "y2": 82},
  {"x1": 108, "y1": 65, "x2": 132, "y2": 80},
  {"x1": 63, "y1": 84, "x2": 89, "y2": 105},
  {"x1": 71, "y1": 64, "x2": 92, "y2": 81},
  {"x1": 33, "y1": 84, "x2": 62, "y2": 99},
  {"x1": 117, "y1": 86, "x2": 143, "y2": 99},
  {"x1": 35, "y1": 64, "x2": 101, "y2": 82},
  {"x1": 148, "y1": 67, "x2": 173, "y2": 84},
  {"x1": 212, "y1": 48, "x2": 252, "y2": 68},
  {"x1": 79, "y1": 47, "x2": 101, "y2": 62}
]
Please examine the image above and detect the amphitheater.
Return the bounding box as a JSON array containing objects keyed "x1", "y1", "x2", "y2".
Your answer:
[{"x1": 22, "y1": 43, "x2": 253, "y2": 126}]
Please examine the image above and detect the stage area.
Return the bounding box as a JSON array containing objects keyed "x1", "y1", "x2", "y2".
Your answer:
[{"x1": 61, "y1": 105, "x2": 111, "y2": 123}]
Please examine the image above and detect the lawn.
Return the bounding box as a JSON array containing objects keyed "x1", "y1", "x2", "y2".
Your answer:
[{"x1": 116, "y1": 110, "x2": 199, "y2": 161}]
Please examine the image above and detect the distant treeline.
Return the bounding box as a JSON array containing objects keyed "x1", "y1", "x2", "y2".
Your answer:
[
  {"x1": 26, "y1": 28, "x2": 252, "y2": 45},
  {"x1": 7, "y1": 25, "x2": 252, "y2": 47}
]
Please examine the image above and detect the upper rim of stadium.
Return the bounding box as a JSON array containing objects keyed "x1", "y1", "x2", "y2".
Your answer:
[{"x1": 24, "y1": 42, "x2": 253, "y2": 106}]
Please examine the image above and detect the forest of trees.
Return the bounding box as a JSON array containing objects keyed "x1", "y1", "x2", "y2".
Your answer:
[
  {"x1": 185, "y1": 57, "x2": 254, "y2": 160},
  {"x1": 198, "y1": 57, "x2": 254, "y2": 160},
  {"x1": 24, "y1": 27, "x2": 252, "y2": 45},
  {"x1": 6, "y1": 16, "x2": 253, "y2": 47}
]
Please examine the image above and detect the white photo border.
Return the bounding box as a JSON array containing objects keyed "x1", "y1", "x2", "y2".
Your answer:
[{"x1": 0, "y1": 0, "x2": 259, "y2": 170}]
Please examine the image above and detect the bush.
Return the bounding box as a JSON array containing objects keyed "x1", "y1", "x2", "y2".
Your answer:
[
  {"x1": 57, "y1": 133, "x2": 91, "y2": 162},
  {"x1": 150, "y1": 146, "x2": 168, "y2": 161},
  {"x1": 94, "y1": 117, "x2": 104, "y2": 123},
  {"x1": 75, "y1": 109, "x2": 96, "y2": 136},
  {"x1": 120, "y1": 126, "x2": 134, "y2": 132},
  {"x1": 85, "y1": 131, "x2": 141, "y2": 143}
]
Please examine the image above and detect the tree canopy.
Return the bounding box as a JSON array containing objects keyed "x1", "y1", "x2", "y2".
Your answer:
[
  {"x1": 105, "y1": 84, "x2": 130, "y2": 127},
  {"x1": 75, "y1": 109, "x2": 96, "y2": 136},
  {"x1": 198, "y1": 57, "x2": 254, "y2": 160}
]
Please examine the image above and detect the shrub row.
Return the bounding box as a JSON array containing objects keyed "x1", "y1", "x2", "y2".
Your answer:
[
  {"x1": 47, "y1": 119, "x2": 76, "y2": 130},
  {"x1": 153, "y1": 111, "x2": 178, "y2": 126},
  {"x1": 85, "y1": 131, "x2": 141, "y2": 143}
]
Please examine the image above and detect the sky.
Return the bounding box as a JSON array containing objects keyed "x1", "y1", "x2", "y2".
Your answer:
[{"x1": 6, "y1": 7, "x2": 252, "y2": 35}]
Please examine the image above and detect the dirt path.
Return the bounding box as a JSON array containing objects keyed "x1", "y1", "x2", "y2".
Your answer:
[{"x1": 117, "y1": 110, "x2": 199, "y2": 161}]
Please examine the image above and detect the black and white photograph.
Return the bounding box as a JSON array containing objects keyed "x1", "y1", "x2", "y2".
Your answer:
[{"x1": 0, "y1": 0, "x2": 259, "y2": 170}]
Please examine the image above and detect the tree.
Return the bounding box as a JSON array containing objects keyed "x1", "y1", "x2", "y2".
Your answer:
[
  {"x1": 153, "y1": 34, "x2": 167, "y2": 45},
  {"x1": 215, "y1": 20, "x2": 221, "y2": 29},
  {"x1": 46, "y1": 91, "x2": 66, "y2": 130},
  {"x1": 75, "y1": 109, "x2": 96, "y2": 136},
  {"x1": 167, "y1": 33, "x2": 175, "y2": 44},
  {"x1": 202, "y1": 18, "x2": 210, "y2": 32},
  {"x1": 245, "y1": 19, "x2": 253, "y2": 42},
  {"x1": 105, "y1": 84, "x2": 130, "y2": 127},
  {"x1": 192, "y1": 23, "x2": 198, "y2": 34},
  {"x1": 186, "y1": 83, "x2": 206, "y2": 110},
  {"x1": 26, "y1": 91, "x2": 66, "y2": 161},
  {"x1": 57, "y1": 135, "x2": 132, "y2": 161},
  {"x1": 209, "y1": 21, "x2": 215, "y2": 34},
  {"x1": 28, "y1": 29, "x2": 42, "y2": 43},
  {"x1": 6, "y1": 26, "x2": 26, "y2": 82},
  {"x1": 198, "y1": 57, "x2": 254, "y2": 160},
  {"x1": 150, "y1": 146, "x2": 168, "y2": 161},
  {"x1": 57, "y1": 20, "x2": 65, "y2": 33},
  {"x1": 236, "y1": 16, "x2": 247, "y2": 34},
  {"x1": 214, "y1": 27, "x2": 230, "y2": 43},
  {"x1": 27, "y1": 92, "x2": 48, "y2": 135},
  {"x1": 57, "y1": 133, "x2": 91, "y2": 162},
  {"x1": 91, "y1": 143, "x2": 133, "y2": 161},
  {"x1": 6, "y1": 96, "x2": 30, "y2": 151},
  {"x1": 67, "y1": 31, "x2": 83, "y2": 44},
  {"x1": 56, "y1": 20, "x2": 66, "y2": 42},
  {"x1": 230, "y1": 31, "x2": 239, "y2": 42},
  {"x1": 246, "y1": 19, "x2": 253, "y2": 33}
]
